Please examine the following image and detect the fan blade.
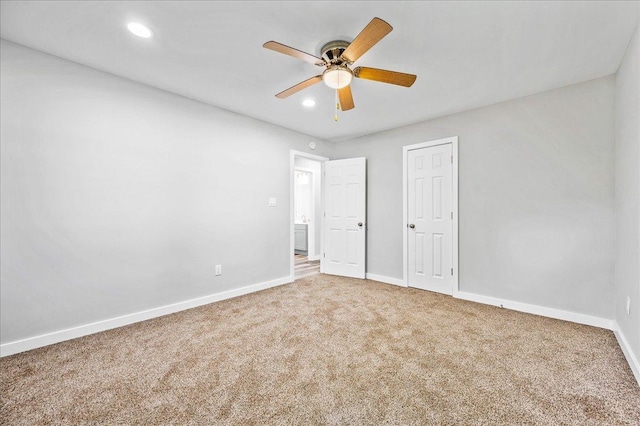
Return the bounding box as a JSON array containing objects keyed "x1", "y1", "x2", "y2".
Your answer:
[
  {"x1": 263, "y1": 41, "x2": 325, "y2": 66},
  {"x1": 341, "y1": 17, "x2": 393, "y2": 63},
  {"x1": 338, "y1": 86, "x2": 355, "y2": 111},
  {"x1": 353, "y1": 67, "x2": 417, "y2": 87},
  {"x1": 275, "y1": 75, "x2": 323, "y2": 99}
]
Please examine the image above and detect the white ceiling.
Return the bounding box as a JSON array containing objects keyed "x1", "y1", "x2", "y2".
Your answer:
[{"x1": 1, "y1": 1, "x2": 638, "y2": 142}]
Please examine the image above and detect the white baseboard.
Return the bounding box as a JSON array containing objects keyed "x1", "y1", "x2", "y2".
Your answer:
[
  {"x1": 308, "y1": 254, "x2": 321, "y2": 261},
  {"x1": 0, "y1": 275, "x2": 294, "y2": 357},
  {"x1": 363, "y1": 278, "x2": 613, "y2": 330},
  {"x1": 366, "y1": 273, "x2": 407, "y2": 287},
  {"x1": 613, "y1": 322, "x2": 640, "y2": 386},
  {"x1": 455, "y1": 291, "x2": 615, "y2": 330}
]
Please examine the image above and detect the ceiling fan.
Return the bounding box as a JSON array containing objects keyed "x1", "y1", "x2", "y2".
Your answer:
[{"x1": 263, "y1": 17, "x2": 417, "y2": 112}]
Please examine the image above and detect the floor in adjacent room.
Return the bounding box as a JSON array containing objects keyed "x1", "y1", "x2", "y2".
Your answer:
[{"x1": 294, "y1": 253, "x2": 320, "y2": 279}]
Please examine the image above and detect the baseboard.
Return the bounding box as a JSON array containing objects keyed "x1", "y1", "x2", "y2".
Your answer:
[
  {"x1": 366, "y1": 273, "x2": 407, "y2": 287},
  {"x1": 308, "y1": 254, "x2": 321, "y2": 261},
  {"x1": 362, "y1": 277, "x2": 613, "y2": 332},
  {"x1": 455, "y1": 291, "x2": 615, "y2": 330},
  {"x1": 613, "y1": 322, "x2": 640, "y2": 386},
  {"x1": 0, "y1": 275, "x2": 294, "y2": 357}
]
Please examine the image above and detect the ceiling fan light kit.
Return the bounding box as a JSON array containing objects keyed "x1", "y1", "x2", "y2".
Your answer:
[
  {"x1": 323, "y1": 65, "x2": 353, "y2": 89},
  {"x1": 263, "y1": 17, "x2": 417, "y2": 114}
]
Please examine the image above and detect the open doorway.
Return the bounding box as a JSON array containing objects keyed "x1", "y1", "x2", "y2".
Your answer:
[
  {"x1": 294, "y1": 169, "x2": 314, "y2": 257},
  {"x1": 290, "y1": 150, "x2": 328, "y2": 280}
]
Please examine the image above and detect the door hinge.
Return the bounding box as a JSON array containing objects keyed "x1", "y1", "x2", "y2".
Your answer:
[
  {"x1": 451, "y1": 268, "x2": 454, "y2": 276},
  {"x1": 451, "y1": 212, "x2": 453, "y2": 219},
  {"x1": 324, "y1": 253, "x2": 326, "y2": 258},
  {"x1": 451, "y1": 156, "x2": 453, "y2": 164}
]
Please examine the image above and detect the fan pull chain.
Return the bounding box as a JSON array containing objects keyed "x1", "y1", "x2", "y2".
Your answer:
[{"x1": 334, "y1": 89, "x2": 340, "y2": 122}]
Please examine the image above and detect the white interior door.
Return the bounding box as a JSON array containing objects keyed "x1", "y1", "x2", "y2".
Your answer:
[
  {"x1": 408, "y1": 144, "x2": 453, "y2": 294},
  {"x1": 323, "y1": 158, "x2": 366, "y2": 279}
]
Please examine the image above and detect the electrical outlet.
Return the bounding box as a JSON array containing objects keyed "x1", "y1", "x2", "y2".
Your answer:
[
  {"x1": 627, "y1": 296, "x2": 631, "y2": 315},
  {"x1": 215, "y1": 265, "x2": 222, "y2": 276}
]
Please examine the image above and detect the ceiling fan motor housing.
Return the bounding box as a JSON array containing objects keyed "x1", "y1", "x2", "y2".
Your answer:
[{"x1": 320, "y1": 40, "x2": 351, "y2": 65}]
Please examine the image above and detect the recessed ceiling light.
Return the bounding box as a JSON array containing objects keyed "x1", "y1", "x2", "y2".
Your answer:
[
  {"x1": 302, "y1": 99, "x2": 316, "y2": 107},
  {"x1": 127, "y1": 22, "x2": 153, "y2": 38}
]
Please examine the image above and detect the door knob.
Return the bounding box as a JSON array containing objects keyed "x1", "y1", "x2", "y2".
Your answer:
[
  {"x1": 409, "y1": 223, "x2": 415, "y2": 229},
  {"x1": 358, "y1": 222, "x2": 363, "y2": 227}
]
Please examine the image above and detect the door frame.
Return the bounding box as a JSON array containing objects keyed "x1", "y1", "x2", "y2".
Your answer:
[
  {"x1": 402, "y1": 136, "x2": 459, "y2": 295},
  {"x1": 290, "y1": 150, "x2": 329, "y2": 280}
]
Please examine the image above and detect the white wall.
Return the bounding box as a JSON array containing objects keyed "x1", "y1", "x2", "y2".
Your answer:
[
  {"x1": 294, "y1": 156, "x2": 322, "y2": 258},
  {"x1": 614, "y1": 13, "x2": 640, "y2": 376},
  {"x1": 333, "y1": 76, "x2": 616, "y2": 320},
  {"x1": 294, "y1": 170, "x2": 312, "y2": 223},
  {"x1": 0, "y1": 40, "x2": 332, "y2": 346}
]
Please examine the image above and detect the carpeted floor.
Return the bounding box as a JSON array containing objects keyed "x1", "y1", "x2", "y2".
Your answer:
[{"x1": 1, "y1": 274, "x2": 639, "y2": 425}]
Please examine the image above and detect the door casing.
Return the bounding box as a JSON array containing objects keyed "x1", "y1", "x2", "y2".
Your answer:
[{"x1": 402, "y1": 137, "x2": 459, "y2": 295}]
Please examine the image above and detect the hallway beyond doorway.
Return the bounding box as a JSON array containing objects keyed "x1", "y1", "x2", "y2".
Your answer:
[{"x1": 294, "y1": 254, "x2": 320, "y2": 279}]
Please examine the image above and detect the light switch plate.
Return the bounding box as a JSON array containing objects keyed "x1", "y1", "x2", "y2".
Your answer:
[{"x1": 268, "y1": 197, "x2": 277, "y2": 207}]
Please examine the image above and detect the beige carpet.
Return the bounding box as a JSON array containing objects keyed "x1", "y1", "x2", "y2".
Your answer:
[{"x1": 1, "y1": 274, "x2": 639, "y2": 425}]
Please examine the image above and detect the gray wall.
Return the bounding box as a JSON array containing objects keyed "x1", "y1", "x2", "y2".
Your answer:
[
  {"x1": 0, "y1": 40, "x2": 331, "y2": 344},
  {"x1": 0, "y1": 35, "x2": 628, "y2": 348},
  {"x1": 615, "y1": 17, "x2": 640, "y2": 365},
  {"x1": 334, "y1": 77, "x2": 616, "y2": 319}
]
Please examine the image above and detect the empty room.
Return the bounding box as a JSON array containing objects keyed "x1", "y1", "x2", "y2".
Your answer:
[{"x1": 1, "y1": 1, "x2": 639, "y2": 424}]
